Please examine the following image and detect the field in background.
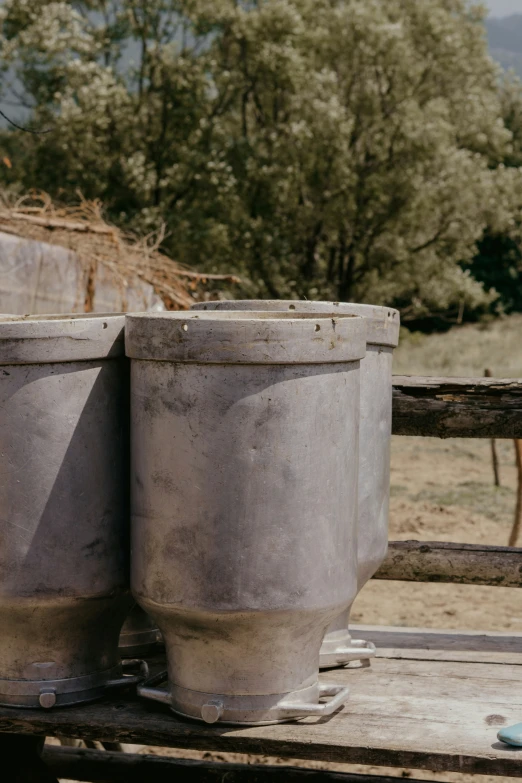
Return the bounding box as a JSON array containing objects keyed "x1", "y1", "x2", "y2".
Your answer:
[
  {"x1": 352, "y1": 435, "x2": 522, "y2": 633},
  {"x1": 354, "y1": 314, "x2": 522, "y2": 633},
  {"x1": 393, "y1": 314, "x2": 522, "y2": 377}
]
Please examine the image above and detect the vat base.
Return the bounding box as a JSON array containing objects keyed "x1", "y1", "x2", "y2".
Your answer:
[
  {"x1": 138, "y1": 672, "x2": 350, "y2": 725},
  {"x1": 0, "y1": 659, "x2": 148, "y2": 709}
]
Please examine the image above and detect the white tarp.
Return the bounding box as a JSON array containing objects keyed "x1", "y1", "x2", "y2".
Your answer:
[{"x1": 0, "y1": 231, "x2": 164, "y2": 314}]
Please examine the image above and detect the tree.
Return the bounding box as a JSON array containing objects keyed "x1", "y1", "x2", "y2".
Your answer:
[
  {"x1": 0, "y1": 0, "x2": 517, "y2": 317},
  {"x1": 468, "y1": 73, "x2": 522, "y2": 318}
]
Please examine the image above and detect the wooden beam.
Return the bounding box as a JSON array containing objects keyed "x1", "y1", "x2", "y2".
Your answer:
[
  {"x1": 375, "y1": 541, "x2": 522, "y2": 586},
  {"x1": 2, "y1": 654, "x2": 522, "y2": 777},
  {"x1": 353, "y1": 625, "x2": 522, "y2": 665},
  {"x1": 42, "y1": 746, "x2": 442, "y2": 783},
  {"x1": 392, "y1": 376, "x2": 522, "y2": 438}
]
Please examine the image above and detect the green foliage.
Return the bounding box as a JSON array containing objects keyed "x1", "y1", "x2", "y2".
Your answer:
[
  {"x1": 467, "y1": 73, "x2": 522, "y2": 318},
  {"x1": 471, "y1": 231, "x2": 522, "y2": 314},
  {"x1": 0, "y1": 0, "x2": 519, "y2": 317}
]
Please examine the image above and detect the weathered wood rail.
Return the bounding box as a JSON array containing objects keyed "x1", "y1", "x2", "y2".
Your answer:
[
  {"x1": 42, "y1": 745, "x2": 441, "y2": 783},
  {"x1": 387, "y1": 375, "x2": 522, "y2": 586},
  {"x1": 4, "y1": 629, "x2": 522, "y2": 779},
  {"x1": 392, "y1": 376, "x2": 522, "y2": 438},
  {"x1": 375, "y1": 541, "x2": 522, "y2": 586}
]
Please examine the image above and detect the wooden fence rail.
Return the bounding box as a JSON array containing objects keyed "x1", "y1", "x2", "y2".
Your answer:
[
  {"x1": 375, "y1": 541, "x2": 522, "y2": 586},
  {"x1": 389, "y1": 376, "x2": 522, "y2": 582},
  {"x1": 392, "y1": 377, "x2": 522, "y2": 438},
  {"x1": 42, "y1": 746, "x2": 441, "y2": 783}
]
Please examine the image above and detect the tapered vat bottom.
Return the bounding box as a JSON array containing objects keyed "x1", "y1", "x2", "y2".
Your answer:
[
  {"x1": 119, "y1": 605, "x2": 163, "y2": 658},
  {"x1": 118, "y1": 628, "x2": 162, "y2": 658}
]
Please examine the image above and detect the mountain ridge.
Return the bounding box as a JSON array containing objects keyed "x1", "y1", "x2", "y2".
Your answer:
[{"x1": 487, "y1": 14, "x2": 522, "y2": 77}]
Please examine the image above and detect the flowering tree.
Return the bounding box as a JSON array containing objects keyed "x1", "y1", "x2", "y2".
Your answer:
[{"x1": 0, "y1": 0, "x2": 518, "y2": 318}]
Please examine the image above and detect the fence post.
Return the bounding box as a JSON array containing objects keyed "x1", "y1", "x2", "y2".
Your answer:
[
  {"x1": 509, "y1": 439, "x2": 522, "y2": 547},
  {"x1": 484, "y1": 369, "x2": 501, "y2": 486}
]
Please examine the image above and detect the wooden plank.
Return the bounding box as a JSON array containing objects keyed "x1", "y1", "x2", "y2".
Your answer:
[
  {"x1": 2, "y1": 653, "x2": 522, "y2": 777},
  {"x1": 42, "y1": 745, "x2": 444, "y2": 783},
  {"x1": 374, "y1": 540, "x2": 522, "y2": 587},
  {"x1": 352, "y1": 625, "x2": 522, "y2": 665},
  {"x1": 392, "y1": 376, "x2": 522, "y2": 438}
]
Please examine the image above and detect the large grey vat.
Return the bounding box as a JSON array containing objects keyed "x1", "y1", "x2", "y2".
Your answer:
[
  {"x1": 127, "y1": 311, "x2": 365, "y2": 723},
  {"x1": 0, "y1": 314, "x2": 140, "y2": 708},
  {"x1": 193, "y1": 301, "x2": 399, "y2": 668}
]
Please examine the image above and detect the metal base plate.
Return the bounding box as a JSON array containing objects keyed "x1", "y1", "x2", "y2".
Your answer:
[
  {"x1": 170, "y1": 682, "x2": 321, "y2": 725},
  {"x1": 0, "y1": 665, "x2": 122, "y2": 709},
  {"x1": 138, "y1": 672, "x2": 350, "y2": 726}
]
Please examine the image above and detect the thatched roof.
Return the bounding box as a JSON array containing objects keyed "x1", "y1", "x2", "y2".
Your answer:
[{"x1": 0, "y1": 191, "x2": 240, "y2": 310}]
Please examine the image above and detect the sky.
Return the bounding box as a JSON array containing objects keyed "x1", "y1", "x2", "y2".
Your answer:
[{"x1": 488, "y1": 1, "x2": 522, "y2": 15}]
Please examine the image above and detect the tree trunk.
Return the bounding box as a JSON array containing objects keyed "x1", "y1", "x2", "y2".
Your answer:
[
  {"x1": 338, "y1": 249, "x2": 356, "y2": 302},
  {"x1": 484, "y1": 369, "x2": 500, "y2": 487}
]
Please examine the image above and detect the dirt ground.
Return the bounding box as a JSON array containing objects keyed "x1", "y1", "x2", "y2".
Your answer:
[
  {"x1": 353, "y1": 435, "x2": 522, "y2": 633},
  {"x1": 112, "y1": 436, "x2": 521, "y2": 783}
]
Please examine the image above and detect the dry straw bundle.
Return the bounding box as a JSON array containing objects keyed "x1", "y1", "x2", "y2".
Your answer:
[{"x1": 0, "y1": 190, "x2": 239, "y2": 311}]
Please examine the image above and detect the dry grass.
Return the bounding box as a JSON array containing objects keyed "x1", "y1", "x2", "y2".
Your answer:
[
  {"x1": 376, "y1": 317, "x2": 522, "y2": 634},
  {"x1": 393, "y1": 315, "x2": 522, "y2": 378},
  {"x1": 353, "y1": 435, "x2": 522, "y2": 632},
  {"x1": 0, "y1": 190, "x2": 240, "y2": 310}
]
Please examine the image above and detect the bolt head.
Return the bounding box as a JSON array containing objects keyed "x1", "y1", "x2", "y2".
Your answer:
[
  {"x1": 39, "y1": 690, "x2": 56, "y2": 709},
  {"x1": 201, "y1": 700, "x2": 224, "y2": 724}
]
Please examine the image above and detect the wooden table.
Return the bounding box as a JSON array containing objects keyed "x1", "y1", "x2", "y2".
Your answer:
[{"x1": 2, "y1": 626, "x2": 522, "y2": 781}]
